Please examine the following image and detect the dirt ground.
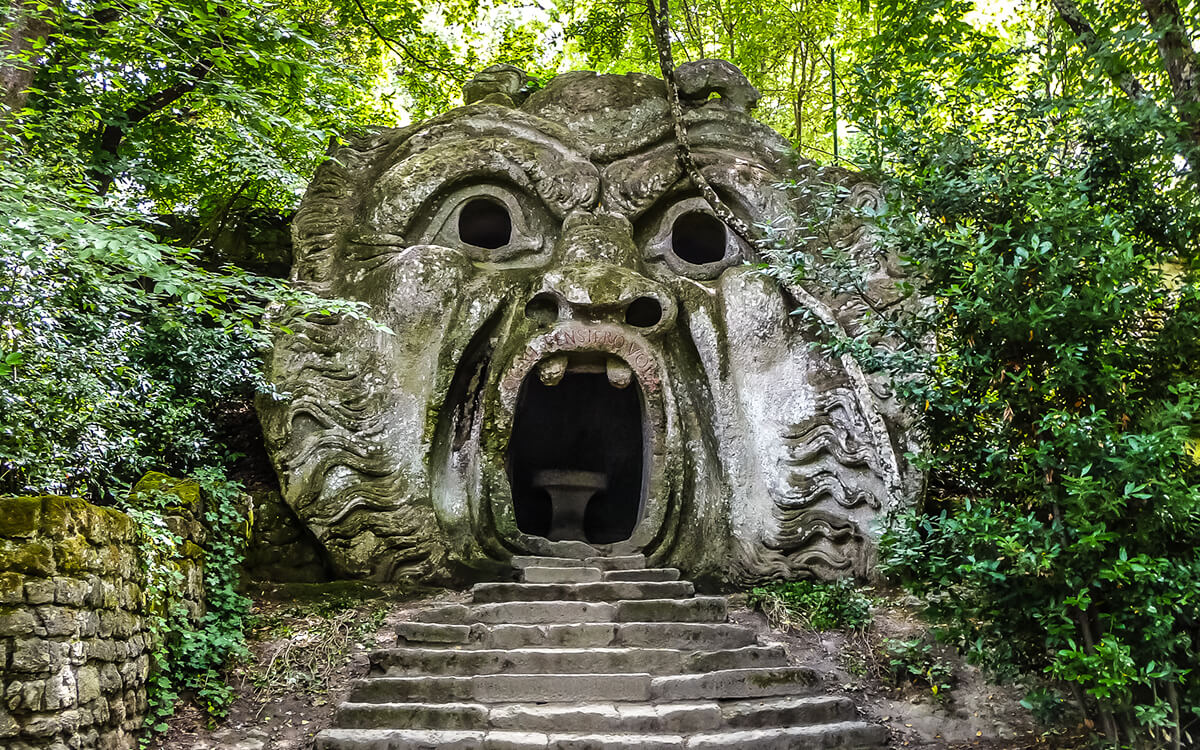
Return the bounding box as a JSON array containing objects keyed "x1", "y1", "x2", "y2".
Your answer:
[{"x1": 154, "y1": 583, "x2": 1088, "y2": 750}]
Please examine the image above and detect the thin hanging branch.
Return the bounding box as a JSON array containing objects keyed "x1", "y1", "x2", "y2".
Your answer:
[
  {"x1": 644, "y1": 0, "x2": 758, "y2": 253},
  {"x1": 350, "y1": 0, "x2": 465, "y2": 82}
]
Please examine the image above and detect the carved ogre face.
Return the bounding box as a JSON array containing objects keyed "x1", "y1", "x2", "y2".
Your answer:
[{"x1": 259, "y1": 64, "x2": 921, "y2": 582}]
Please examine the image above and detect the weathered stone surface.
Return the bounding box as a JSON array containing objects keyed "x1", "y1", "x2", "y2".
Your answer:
[
  {"x1": 259, "y1": 60, "x2": 922, "y2": 584},
  {"x1": 318, "y1": 555, "x2": 887, "y2": 749},
  {"x1": 0, "y1": 492, "x2": 209, "y2": 750}
]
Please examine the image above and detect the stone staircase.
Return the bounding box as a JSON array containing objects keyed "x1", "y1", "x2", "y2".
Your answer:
[{"x1": 315, "y1": 555, "x2": 889, "y2": 749}]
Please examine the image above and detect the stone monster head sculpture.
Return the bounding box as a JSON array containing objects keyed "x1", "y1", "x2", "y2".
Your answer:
[{"x1": 258, "y1": 61, "x2": 922, "y2": 583}]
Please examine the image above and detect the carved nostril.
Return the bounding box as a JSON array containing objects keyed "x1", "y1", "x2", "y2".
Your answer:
[
  {"x1": 525, "y1": 292, "x2": 559, "y2": 325},
  {"x1": 625, "y1": 297, "x2": 663, "y2": 328}
]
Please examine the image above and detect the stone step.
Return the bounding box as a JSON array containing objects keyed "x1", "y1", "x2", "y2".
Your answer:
[
  {"x1": 718, "y1": 695, "x2": 858, "y2": 728},
  {"x1": 336, "y1": 701, "x2": 735, "y2": 734},
  {"x1": 650, "y1": 667, "x2": 822, "y2": 701},
  {"x1": 472, "y1": 581, "x2": 694, "y2": 603},
  {"x1": 369, "y1": 646, "x2": 787, "y2": 677},
  {"x1": 349, "y1": 673, "x2": 654, "y2": 704},
  {"x1": 687, "y1": 722, "x2": 891, "y2": 748},
  {"x1": 315, "y1": 722, "x2": 889, "y2": 749},
  {"x1": 512, "y1": 554, "x2": 646, "y2": 571},
  {"x1": 476, "y1": 673, "x2": 653, "y2": 702},
  {"x1": 412, "y1": 601, "x2": 617, "y2": 624},
  {"x1": 348, "y1": 676, "x2": 474, "y2": 703},
  {"x1": 337, "y1": 701, "x2": 488, "y2": 731},
  {"x1": 395, "y1": 621, "x2": 472, "y2": 645},
  {"x1": 604, "y1": 568, "x2": 681, "y2": 582},
  {"x1": 411, "y1": 595, "x2": 728, "y2": 625},
  {"x1": 422, "y1": 622, "x2": 757, "y2": 650},
  {"x1": 488, "y1": 702, "x2": 724, "y2": 734},
  {"x1": 616, "y1": 597, "x2": 727, "y2": 623},
  {"x1": 520, "y1": 566, "x2": 603, "y2": 583},
  {"x1": 335, "y1": 696, "x2": 858, "y2": 735}
]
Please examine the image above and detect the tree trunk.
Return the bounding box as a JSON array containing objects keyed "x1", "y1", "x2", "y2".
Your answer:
[
  {"x1": 1139, "y1": 0, "x2": 1200, "y2": 149},
  {"x1": 1, "y1": 0, "x2": 57, "y2": 120}
]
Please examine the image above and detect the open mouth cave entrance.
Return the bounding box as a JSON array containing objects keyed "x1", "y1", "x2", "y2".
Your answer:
[{"x1": 508, "y1": 356, "x2": 645, "y2": 545}]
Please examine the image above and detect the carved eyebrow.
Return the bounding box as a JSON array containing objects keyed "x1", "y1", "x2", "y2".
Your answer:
[
  {"x1": 601, "y1": 143, "x2": 780, "y2": 222},
  {"x1": 367, "y1": 123, "x2": 600, "y2": 236}
]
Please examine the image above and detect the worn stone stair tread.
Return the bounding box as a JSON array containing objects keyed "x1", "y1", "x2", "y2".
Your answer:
[
  {"x1": 488, "y1": 701, "x2": 724, "y2": 733},
  {"x1": 413, "y1": 601, "x2": 618, "y2": 624},
  {"x1": 512, "y1": 555, "x2": 646, "y2": 570},
  {"x1": 686, "y1": 721, "x2": 890, "y2": 748},
  {"x1": 603, "y1": 567, "x2": 681, "y2": 582},
  {"x1": 520, "y1": 565, "x2": 604, "y2": 583},
  {"x1": 718, "y1": 694, "x2": 858, "y2": 727},
  {"x1": 337, "y1": 701, "x2": 488, "y2": 730},
  {"x1": 348, "y1": 676, "x2": 475, "y2": 702},
  {"x1": 472, "y1": 580, "x2": 694, "y2": 603},
  {"x1": 616, "y1": 597, "x2": 727, "y2": 622},
  {"x1": 395, "y1": 621, "x2": 473, "y2": 644},
  {"x1": 650, "y1": 666, "x2": 822, "y2": 700},
  {"x1": 452, "y1": 622, "x2": 757, "y2": 650},
  {"x1": 371, "y1": 645, "x2": 786, "y2": 676},
  {"x1": 316, "y1": 724, "x2": 887, "y2": 750},
  {"x1": 474, "y1": 672, "x2": 654, "y2": 702}
]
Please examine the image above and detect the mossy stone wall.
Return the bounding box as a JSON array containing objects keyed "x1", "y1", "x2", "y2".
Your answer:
[{"x1": 0, "y1": 496, "x2": 205, "y2": 750}]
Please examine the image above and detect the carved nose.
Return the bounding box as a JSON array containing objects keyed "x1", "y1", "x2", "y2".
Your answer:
[{"x1": 525, "y1": 264, "x2": 675, "y2": 333}]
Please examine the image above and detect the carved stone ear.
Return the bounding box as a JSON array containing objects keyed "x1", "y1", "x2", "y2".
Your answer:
[
  {"x1": 675, "y1": 59, "x2": 760, "y2": 112},
  {"x1": 463, "y1": 64, "x2": 536, "y2": 106}
]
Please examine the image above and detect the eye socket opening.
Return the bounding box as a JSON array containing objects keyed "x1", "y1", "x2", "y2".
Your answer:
[
  {"x1": 458, "y1": 197, "x2": 512, "y2": 249},
  {"x1": 670, "y1": 210, "x2": 727, "y2": 265}
]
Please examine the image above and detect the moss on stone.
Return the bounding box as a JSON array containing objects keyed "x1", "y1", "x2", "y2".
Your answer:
[
  {"x1": 55, "y1": 536, "x2": 97, "y2": 575},
  {"x1": 0, "y1": 497, "x2": 41, "y2": 538},
  {"x1": 0, "y1": 541, "x2": 55, "y2": 576},
  {"x1": 133, "y1": 471, "x2": 202, "y2": 513}
]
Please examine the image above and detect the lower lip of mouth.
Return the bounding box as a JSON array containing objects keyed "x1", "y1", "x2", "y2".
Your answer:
[{"x1": 507, "y1": 355, "x2": 646, "y2": 545}]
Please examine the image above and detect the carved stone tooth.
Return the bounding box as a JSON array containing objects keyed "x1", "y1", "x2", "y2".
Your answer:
[
  {"x1": 537, "y1": 355, "x2": 568, "y2": 386},
  {"x1": 606, "y1": 357, "x2": 633, "y2": 389}
]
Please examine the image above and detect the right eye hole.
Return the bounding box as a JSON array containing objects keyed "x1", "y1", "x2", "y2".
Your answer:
[
  {"x1": 459, "y1": 198, "x2": 512, "y2": 249},
  {"x1": 671, "y1": 210, "x2": 727, "y2": 265}
]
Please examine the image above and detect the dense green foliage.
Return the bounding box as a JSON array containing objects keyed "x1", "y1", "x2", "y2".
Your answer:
[
  {"x1": 124, "y1": 472, "x2": 251, "y2": 736},
  {"x1": 747, "y1": 578, "x2": 873, "y2": 631},
  {"x1": 814, "y1": 1, "x2": 1200, "y2": 746}
]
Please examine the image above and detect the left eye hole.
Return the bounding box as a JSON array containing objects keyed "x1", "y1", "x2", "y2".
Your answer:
[
  {"x1": 415, "y1": 185, "x2": 547, "y2": 262},
  {"x1": 458, "y1": 197, "x2": 513, "y2": 250}
]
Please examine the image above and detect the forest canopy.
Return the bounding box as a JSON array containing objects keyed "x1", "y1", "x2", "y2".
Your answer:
[{"x1": 2, "y1": 0, "x2": 1199, "y2": 746}]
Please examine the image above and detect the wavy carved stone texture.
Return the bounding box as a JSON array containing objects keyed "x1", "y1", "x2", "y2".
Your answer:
[{"x1": 257, "y1": 61, "x2": 924, "y2": 583}]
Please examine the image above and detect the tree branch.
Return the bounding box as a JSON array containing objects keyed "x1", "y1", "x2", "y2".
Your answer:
[
  {"x1": 1139, "y1": 0, "x2": 1200, "y2": 146},
  {"x1": 349, "y1": 0, "x2": 463, "y2": 82},
  {"x1": 644, "y1": 0, "x2": 758, "y2": 254},
  {"x1": 91, "y1": 57, "x2": 212, "y2": 193},
  {"x1": 1050, "y1": 0, "x2": 1147, "y2": 100}
]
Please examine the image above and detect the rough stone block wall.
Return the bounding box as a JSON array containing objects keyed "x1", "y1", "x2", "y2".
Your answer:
[{"x1": 0, "y1": 496, "x2": 205, "y2": 750}]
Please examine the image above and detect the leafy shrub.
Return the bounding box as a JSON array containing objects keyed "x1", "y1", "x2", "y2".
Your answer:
[
  {"x1": 881, "y1": 637, "x2": 955, "y2": 699},
  {"x1": 747, "y1": 578, "x2": 873, "y2": 631},
  {"x1": 125, "y1": 470, "x2": 251, "y2": 737},
  {"x1": 0, "y1": 161, "x2": 366, "y2": 499},
  {"x1": 808, "y1": 0, "x2": 1200, "y2": 746}
]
